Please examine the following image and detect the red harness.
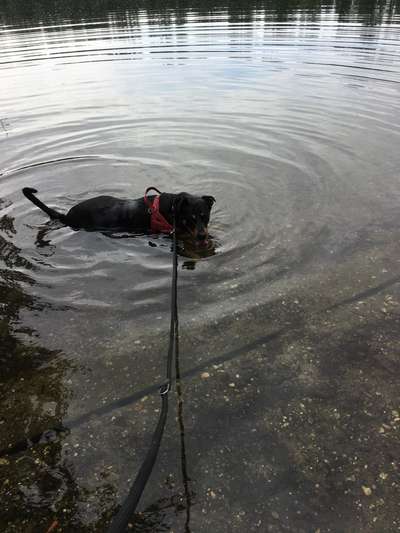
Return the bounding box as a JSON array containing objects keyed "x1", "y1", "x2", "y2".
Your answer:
[{"x1": 144, "y1": 187, "x2": 173, "y2": 234}]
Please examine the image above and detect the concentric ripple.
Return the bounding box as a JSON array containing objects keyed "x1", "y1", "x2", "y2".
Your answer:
[{"x1": 1, "y1": 4, "x2": 400, "y2": 322}]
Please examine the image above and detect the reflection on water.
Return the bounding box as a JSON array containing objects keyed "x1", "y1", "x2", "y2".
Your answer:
[
  {"x1": 1, "y1": 0, "x2": 399, "y2": 26},
  {"x1": 2, "y1": 0, "x2": 400, "y2": 531},
  {"x1": 0, "y1": 208, "x2": 76, "y2": 529}
]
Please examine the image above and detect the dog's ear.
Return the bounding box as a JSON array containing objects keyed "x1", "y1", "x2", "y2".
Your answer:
[{"x1": 202, "y1": 195, "x2": 216, "y2": 210}]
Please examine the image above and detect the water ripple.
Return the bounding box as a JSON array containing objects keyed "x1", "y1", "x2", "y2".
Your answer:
[{"x1": 1, "y1": 7, "x2": 400, "y2": 316}]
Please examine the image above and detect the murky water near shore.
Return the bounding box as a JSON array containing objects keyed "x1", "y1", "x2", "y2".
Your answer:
[{"x1": 1, "y1": 1, "x2": 400, "y2": 532}]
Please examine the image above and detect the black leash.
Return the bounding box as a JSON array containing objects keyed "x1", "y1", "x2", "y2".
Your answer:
[{"x1": 107, "y1": 223, "x2": 179, "y2": 533}]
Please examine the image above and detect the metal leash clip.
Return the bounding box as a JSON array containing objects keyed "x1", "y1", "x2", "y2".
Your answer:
[{"x1": 159, "y1": 381, "x2": 170, "y2": 395}]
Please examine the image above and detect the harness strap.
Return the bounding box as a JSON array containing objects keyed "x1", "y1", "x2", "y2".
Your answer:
[
  {"x1": 144, "y1": 186, "x2": 173, "y2": 234},
  {"x1": 144, "y1": 186, "x2": 162, "y2": 210}
]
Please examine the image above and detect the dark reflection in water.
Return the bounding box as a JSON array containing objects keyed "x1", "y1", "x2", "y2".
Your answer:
[
  {"x1": 0, "y1": 207, "x2": 78, "y2": 529},
  {"x1": 0, "y1": 0, "x2": 399, "y2": 26},
  {"x1": 100, "y1": 231, "x2": 217, "y2": 263},
  {"x1": 0, "y1": 208, "x2": 44, "y2": 379},
  {"x1": 32, "y1": 222, "x2": 217, "y2": 266}
]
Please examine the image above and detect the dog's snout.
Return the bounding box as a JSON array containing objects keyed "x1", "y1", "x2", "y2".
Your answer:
[{"x1": 197, "y1": 232, "x2": 207, "y2": 241}]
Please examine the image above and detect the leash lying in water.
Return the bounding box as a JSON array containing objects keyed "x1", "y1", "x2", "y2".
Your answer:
[{"x1": 107, "y1": 209, "x2": 179, "y2": 533}]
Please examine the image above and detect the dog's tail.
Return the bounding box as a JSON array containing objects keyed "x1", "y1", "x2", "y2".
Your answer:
[{"x1": 22, "y1": 187, "x2": 66, "y2": 222}]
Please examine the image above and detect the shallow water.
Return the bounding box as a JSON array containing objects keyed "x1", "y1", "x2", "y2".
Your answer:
[{"x1": 1, "y1": 1, "x2": 400, "y2": 532}]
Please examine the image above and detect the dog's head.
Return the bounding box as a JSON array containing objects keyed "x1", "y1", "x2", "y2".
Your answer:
[{"x1": 173, "y1": 193, "x2": 216, "y2": 244}]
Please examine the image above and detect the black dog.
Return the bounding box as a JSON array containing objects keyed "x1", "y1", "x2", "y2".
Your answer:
[{"x1": 22, "y1": 186, "x2": 215, "y2": 243}]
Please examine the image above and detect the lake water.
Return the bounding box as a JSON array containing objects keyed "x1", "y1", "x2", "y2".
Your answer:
[{"x1": 1, "y1": 1, "x2": 400, "y2": 532}]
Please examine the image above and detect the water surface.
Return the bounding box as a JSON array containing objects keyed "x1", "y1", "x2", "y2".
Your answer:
[{"x1": 1, "y1": 1, "x2": 400, "y2": 532}]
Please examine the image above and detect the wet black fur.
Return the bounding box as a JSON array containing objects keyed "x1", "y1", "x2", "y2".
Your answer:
[{"x1": 22, "y1": 187, "x2": 215, "y2": 239}]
